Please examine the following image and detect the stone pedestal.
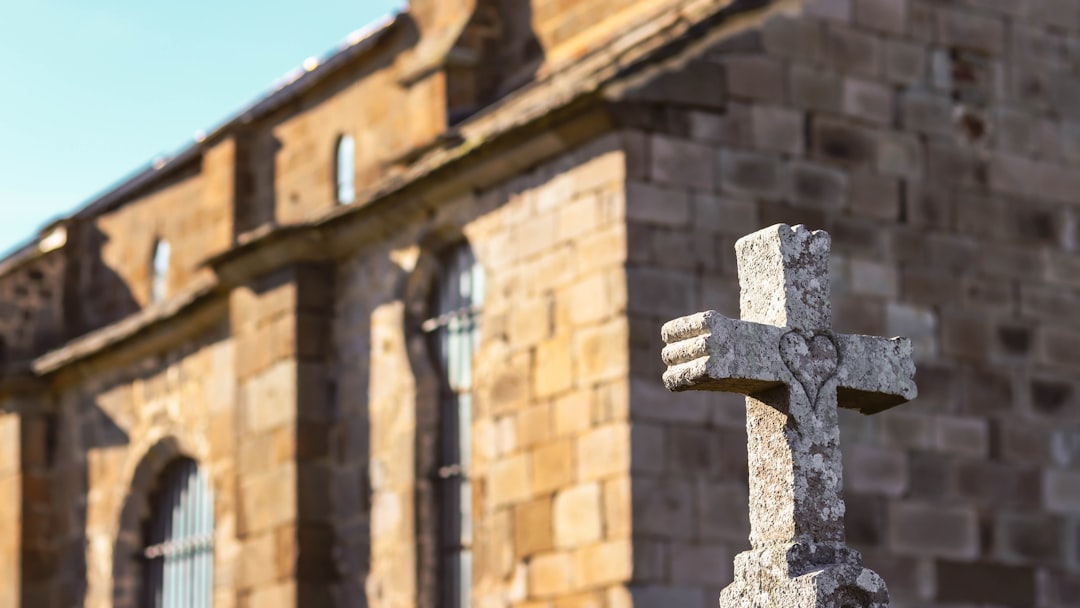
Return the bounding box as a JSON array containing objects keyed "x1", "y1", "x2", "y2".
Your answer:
[{"x1": 720, "y1": 542, "x2": 887, "y2": 608}]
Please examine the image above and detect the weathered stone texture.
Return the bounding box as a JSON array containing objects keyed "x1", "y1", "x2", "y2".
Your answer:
[
  {"x1": 623, "y1": 1, "x2": 1080, "y2": 605},
  {"x1": 328, "y1": 134, "x2": 633, "y2": 608},
  {"x1": 7, "y1": 0, "x2": 1080, "y2": 606},
  {"x1": 661, "y1": 225, "x2": 916, "y2": 606},
  {"x1": 0, "y1": 413, "x2": 18, "y2": 608}
]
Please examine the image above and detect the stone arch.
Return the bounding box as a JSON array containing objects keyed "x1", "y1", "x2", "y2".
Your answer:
[{"x1": 110, "y1": 435, "x2": 200, "y2": 608}]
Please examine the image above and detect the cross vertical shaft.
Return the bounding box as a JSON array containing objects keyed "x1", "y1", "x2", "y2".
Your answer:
[{"x1": 736, "y1": 227, "x2": 845, "y2": 547}]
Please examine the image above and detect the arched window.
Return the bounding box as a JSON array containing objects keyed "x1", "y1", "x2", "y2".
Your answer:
[
  {"x1": 335, "y1": 134, "x2": 356, "y2": 205},
  {"x1": 142, "y1": 458, "x2": 214, "y2": 608},
  {"x1": 422, "y1": 243, "x2": 483, "y2": 608},
  {"x1": 151, "y1": 239, "x2": 171, "y2": 304}
]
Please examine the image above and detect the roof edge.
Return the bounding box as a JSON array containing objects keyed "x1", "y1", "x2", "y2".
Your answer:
[{"x1": 1, "y1": 11, "x2": 406, "y2": 261}]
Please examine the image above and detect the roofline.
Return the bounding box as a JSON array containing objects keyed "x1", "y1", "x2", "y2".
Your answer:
[
  {"x1": 23, "y1": 0, "x2": 795, "y2": 383},
  {"x1": 47, "y1": 12, "x2": 405, "y2": 225}
]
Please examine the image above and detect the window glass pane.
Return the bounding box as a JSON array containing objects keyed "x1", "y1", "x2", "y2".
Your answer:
[
  {"x1": 143, "y1": 459, "x2": 214, "y2": 608},
  {"x1": 151, "y1": 240, "x2": 170, "y2": 303},
  {"x1": 336, "y1": 135, "x2": 356, "y2": 205},
  {"x1": 425, "y1": 243, "x2": 482, "y2": 608}
]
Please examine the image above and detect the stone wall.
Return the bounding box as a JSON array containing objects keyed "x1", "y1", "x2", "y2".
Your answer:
[
  {"x1": 624, "y1": 1, "x2": 1080, "y2": 606},
  {"x1": 0, "y1": 249, "x2": 65, "y2": 363},
  {"x1": 13, "y1": 316, "x2": 236, "y2": 608},
  {"x1": 0, "y1": 411, "x2": 19, "y2": 608},
  {"x1": 7, "y1": 1, "x2": 1080, "y2": 607},
  {"x1": 266, "y1": 57, "x2": 448, "y2": 227},
  {"x1": 334, "y1": 132, "x2": 633, "y2": 608},
  {"x1": 229, "y1": 262, "x2": 337, "y2": 607},
  {"x1": 69, "y1": 141, "x2": 233, "y2": 334}
]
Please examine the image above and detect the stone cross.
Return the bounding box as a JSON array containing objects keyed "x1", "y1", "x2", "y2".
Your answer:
[{"x1": 661, "y1": 224, "x2": 916, "y2": 607}]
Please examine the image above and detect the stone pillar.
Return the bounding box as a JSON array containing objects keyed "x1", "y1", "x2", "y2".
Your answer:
[
  {"x1": 231, "y1": 262, "x2": 338, "y2": 607},
  {"x1": 0, "y1": 409, "x2": 19, "y2": 608}
]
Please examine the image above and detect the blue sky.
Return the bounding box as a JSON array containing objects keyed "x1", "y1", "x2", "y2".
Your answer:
[{"x1": 0, "y1": 0, "x2": 402, "y2": 254}]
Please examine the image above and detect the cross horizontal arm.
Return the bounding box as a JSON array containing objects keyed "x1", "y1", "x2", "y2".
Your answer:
[
  {"x1": 835, "y1": 333, "x2": 917, "y2": 414},
  {"x1": 661, "y1": 310, "x2": 787, "y2": 394}
]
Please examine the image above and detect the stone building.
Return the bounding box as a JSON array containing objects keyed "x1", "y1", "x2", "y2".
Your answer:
[{"x1": 1, "y1": 0, "x2": 1080, "y2": 606}]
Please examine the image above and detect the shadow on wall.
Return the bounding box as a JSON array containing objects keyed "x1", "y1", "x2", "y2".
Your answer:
[
  {"x1": 63, "y1": 220, "x2": 140, "y2": 339},
  {"x1": 447, "y1": 0, "x2": 544, "y2": 124},
  {"x1": 234, "y1": 128, "x2": 282, "y2": 239},
  {"x1": 399, "y1": 228, "x2": 470, "y2": 608},
  {"x1": 21, "y1": 393, "x2": 129, "y2": 608},
  {"x1": 111, "y1": 436, "x2": 186, "y2": 608}
]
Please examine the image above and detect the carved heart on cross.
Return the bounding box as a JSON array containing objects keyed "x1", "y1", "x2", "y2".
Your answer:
[{"x1": 779, "y1": 330, "x2": 839, "y2": 407}]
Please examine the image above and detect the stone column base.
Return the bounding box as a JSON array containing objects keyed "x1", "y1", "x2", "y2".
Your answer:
[{"x1": 719, "y1": 543, "x2": 889, "y2": 608}]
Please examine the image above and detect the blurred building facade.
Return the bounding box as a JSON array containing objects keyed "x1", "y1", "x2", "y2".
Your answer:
[{"x1": 2, "y1": 0, "x2": 1080, "y2": 606}]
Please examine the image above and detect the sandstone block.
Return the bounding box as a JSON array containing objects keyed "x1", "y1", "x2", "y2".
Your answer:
[
  {"x1": 720, "y1": 55, "x2": 786, "y2": 102},
  {"x1": 515, "y1": 497, "x2": 555, "y2": 557},
  {"x1": 626, "y1": 586, "x2": 709, "y2": 608},
  {"x1": 517, "y1": 403, "x2": 553, "y2": 449},
  {"x1": 790, "y1": 65, "x2": 843, "y2": 112},
  {"x1": 843, "y1": 77, "x2": 893, "y2": 125},
  {"x1": 883, "y1": 39, "x2": 926, "y2": 85},
  {"x1": 490, "y1": 453, "x2": 532, "y2": 507},
  {"x1": 889, "y1": 502, "x2": 979, "y2": 559},
  {"x1": 650, "y1": 135, "x2": 715, "y2": 191},
  {"x1": 751, "y1": 105, "x2": 804, "y2": 155},
  {"x1": 849, "y1": 172, "x2": 900, "y2": 220},
  {"x1": 688, "y1": 104, "x2": 752, "y2": 146},
  {"x1": 843, "y1": 444, "x2": 907, "y2": 496},
  {"x1": 535, "y1": 334, "x2": 575, "y2": 398},
  {"x1": 810, "y1": 116, "x2": 877, "y2": 166},
  {"x1": 574, "y1": 540, "x2": 633, "y2": 587},
  {"x1": 1044, "y1": 469, "x2": 1080, "y2": 514},
  {"x1": 533, "y1": 439, "x2": 576, "y2": 495},
  {"x1": 577, "y1": 424, "x2": 629, "y2": 481},
  {"x1": 241, "y1": 360, "x2": 297, "y2": 434},
  {"x1": 634, "y1": 476, "x2": 696, "y2": 539},
  {"x1": 850, "y1": 259, "x2": 897, "y2": 297},
  {"x1": 574, "y1": 319, "x2": 630, "y2": 385},
  {"x1": 553, "y1": 389, "x2": 593, "y2": 438},
  {"x1": 554, "y1": 483, "x2": 603, "y2": 548},
  {"x1": 855, "y1": 0, "x2": 907, "y2": 34},
  {"x1": 718, "y1": 150, "x2": 789, "y2": 199},
  {"x1": 901, "y1": 90, "x2": 953, "y2": 137},
  {"x1": 805, "y1": 0, "x2": 853, "y2": 22},
  {"x1": 670, "y1": 544, "x2": 731, "y2": 585},
  {"x1": 630, "y1": 422, "x2": 666, "y2": 475},
  {"x1": 933, "y1": 415, "x2": 989, "y2": 458},
  {"x1": 240, "y1": 465, "x2": 297, "y2": 535},
  {"x1": 993, "y1": 511, "x2": 1065, "y2": 564},
  {"x1": 602, "y1": 477, "x2": 631, "y2": 539},
  {"x1": 936, "y1": 561, "x2": 1036, "y2": 606},
  {"x1": 789, "y1": 161, "x2": 849, "y2": 210},
  {"x1": 691, "y1": 193, "x2": 759, "y2": 237},
  {"x1": 937, "y1": 6, "x2": 1006, "y2": 55},
  {"x1": 762, "y1": 15, "x2": 823, "y2": 62},
  {"x1": 696, "y1": 481, "x2": 751, "y2": 542},
  {"x1": 821, "y1": 24, "x2": 882, "y2": 76},
  {"x1": 577, "y1": 226, "x2": 627, "y2": 276},
  {"x1": 625, "y1": 182, "x2": 691, "y2": 228},
  {"x1": 0, "y1": 416, "x2": 17, "y2": 473},
  {"x1": 529, "y1": 552, "x2": 574, "y2": 597}
]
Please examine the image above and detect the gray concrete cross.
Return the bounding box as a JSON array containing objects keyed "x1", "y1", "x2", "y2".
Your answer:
[{"x1": 661, "y1": 224, "x2": 916, "y2": 607}]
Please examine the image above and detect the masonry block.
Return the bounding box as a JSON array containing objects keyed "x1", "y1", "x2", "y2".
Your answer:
[
  {"x1": 718, "y1": 150, "x2": 789, "y2": 199},
  {"x1": 854, "y1": 0, "x2": 907, "y2": 34},
  {"x1": 821, "y1": 23, "x2": 882, "y2": 76},
  {"x1": 889, "y1": 502, "x2": 979, "y2": 559},
  {"x1": 720, "y1": 55, "x2": 786, "y2": 103}
]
